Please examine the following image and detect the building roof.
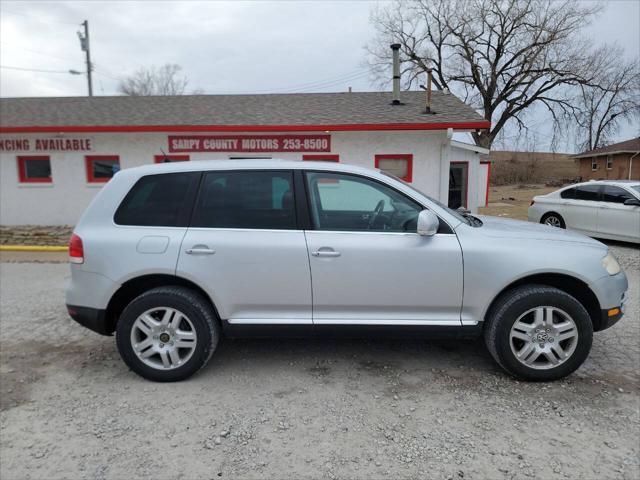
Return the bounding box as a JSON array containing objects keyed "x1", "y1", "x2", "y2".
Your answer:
[
  {"x1": 572, "y1": 137, "x2": 640, "y2": 158},
  {"x1": 0, "y1": 91, "x2": 489, "y2": 133}
]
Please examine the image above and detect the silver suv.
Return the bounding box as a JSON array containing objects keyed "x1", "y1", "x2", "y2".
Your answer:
[{"x1": 66, "y1": 160, "x2": 628, "y2": 382}]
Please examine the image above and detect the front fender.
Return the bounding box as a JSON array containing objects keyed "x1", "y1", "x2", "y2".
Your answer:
[{"x1": 457, "y1": 227, "x2": 610, "y2": 324}]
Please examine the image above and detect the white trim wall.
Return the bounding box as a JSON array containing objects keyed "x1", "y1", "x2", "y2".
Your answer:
[{"x1": 1, "y1": 130, "x2": 484, "y2": 225}]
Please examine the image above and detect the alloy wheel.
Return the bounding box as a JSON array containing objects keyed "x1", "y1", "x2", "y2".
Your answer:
[
  {"x1": 544, "y1": 216, "x2": 562, "y2": 228},
  {"x1": 130, "y1": 307, "x2": 198, "y2": 370},
  {"x1": 509, "y1": 306, "x2": 578, "y2": 370}
]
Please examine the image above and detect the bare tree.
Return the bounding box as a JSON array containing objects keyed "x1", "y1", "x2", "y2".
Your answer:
[
  {"x1": 118, "y1": 63, "x2": 191, "y2": 96},
  {"x1": 366, "y1": 0, "x2": 614, "y2": 149},
  {"x1": 569, "y1": 52, "x2": 639, "y2": 151}
]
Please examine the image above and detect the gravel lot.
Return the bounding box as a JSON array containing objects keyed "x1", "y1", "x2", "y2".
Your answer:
[{"x1": 1, "y1": 243, "x2": 638, "y2": 480}]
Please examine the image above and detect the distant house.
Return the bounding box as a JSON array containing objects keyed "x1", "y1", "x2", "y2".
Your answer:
[{"x1": 573, "y1": 137, "x2": 640, "y2": 181}]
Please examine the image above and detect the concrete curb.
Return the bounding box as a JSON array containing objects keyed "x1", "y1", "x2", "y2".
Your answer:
[{"x1": 0, "y1": 245, "x2": 67, "y2": 252}]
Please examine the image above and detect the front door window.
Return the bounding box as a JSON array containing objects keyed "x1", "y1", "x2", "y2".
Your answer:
[{"x1": 305, "y1": 171, "x2": 421, "y2": 232}]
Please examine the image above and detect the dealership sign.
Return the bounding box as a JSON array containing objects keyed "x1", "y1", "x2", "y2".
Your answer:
[
  {"x1": 168, "y1": 134, "x2": 331, "y2": 153},
  {"x1": 0, "y1": 137, "x2": 93, "y2": 152}
]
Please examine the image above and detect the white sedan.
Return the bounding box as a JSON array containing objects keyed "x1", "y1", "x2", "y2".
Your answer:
[{"x1": 528, "y1": 180, "x2": 640, "y2": 244}]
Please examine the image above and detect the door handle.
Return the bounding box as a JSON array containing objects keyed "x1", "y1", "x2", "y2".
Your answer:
[
  {"x1": 185, "y1": 247, "x2": 216, "y2": 255},
  {"x1": 311, "y1": 250, "x2": 341, "y2": 258}
]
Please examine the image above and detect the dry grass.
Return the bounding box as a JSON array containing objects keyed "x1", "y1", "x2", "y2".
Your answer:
[
  {"x1": 481, "y1": 151, "x2": 579, "y2": 220},
  {"x1": 479, "y1": 184, "x2": 557, "y2": 220},
  {"x1": 488, "y1": 151, "x2": 579, "y2": 186}
]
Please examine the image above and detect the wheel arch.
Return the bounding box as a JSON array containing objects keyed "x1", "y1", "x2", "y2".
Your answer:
[
  {"x1": 483, "y1": 273, "x2": 602, "y2": 331},
  {"x1": 104, "y1": 274, "x2": 221, "y2": 335}
]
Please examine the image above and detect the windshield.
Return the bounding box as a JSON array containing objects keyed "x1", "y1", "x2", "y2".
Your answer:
[
  {"x1": 631, "y1": 185, "x2": 640, "y2": 195},
  {"x1": 380, "y1": 171, "x2": 471, "y2": 225}
]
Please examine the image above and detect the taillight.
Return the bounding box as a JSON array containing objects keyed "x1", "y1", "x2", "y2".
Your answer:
[{"x1": 69, "y1": 234, "x2": 84, "y2": 264}]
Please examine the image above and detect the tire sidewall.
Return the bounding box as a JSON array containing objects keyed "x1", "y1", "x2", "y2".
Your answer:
[
  {"x1": 493, "y1": 288, "x2": 593, "y2": 381},
  {"x1": 116, "y1": 289, "x2": 216, "y2": 382}
]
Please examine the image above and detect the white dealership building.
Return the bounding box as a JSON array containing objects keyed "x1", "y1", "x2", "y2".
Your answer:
[{"x1": 0, "y1": 90, "x2": 490, "y2": 225}]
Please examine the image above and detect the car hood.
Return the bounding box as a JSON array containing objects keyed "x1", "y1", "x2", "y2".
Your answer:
[{"x1": 474, "y1": 215, "x2": 606, "y2": 247}]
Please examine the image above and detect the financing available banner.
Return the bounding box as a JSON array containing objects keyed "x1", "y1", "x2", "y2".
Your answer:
[{"x1": 0, "y1": 137, "x2": 93, "y2": 152}]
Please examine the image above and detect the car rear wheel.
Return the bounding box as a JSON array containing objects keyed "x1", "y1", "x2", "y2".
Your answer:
[
  {"x1": 116, "y1": 286, "x2": 220, "y2": 382},
  {"x1": 541, "y1": 212, "x2": 565, "y2": 229},
  {"x1": 484, "y1": 285, "x2": 593, "y2": 381}
]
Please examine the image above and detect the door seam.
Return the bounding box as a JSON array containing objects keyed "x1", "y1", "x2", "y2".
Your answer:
[
  {"x1": 173, "y1": 228, "x2": 190, "y2": 274},
  {"x1": 302, "y1": 230, "x2": 315, "y2": 325}
]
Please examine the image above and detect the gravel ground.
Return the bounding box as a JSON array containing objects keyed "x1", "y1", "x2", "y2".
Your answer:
[{"x1": 0, "y1": 243, "x2": 638, "y2": 480}]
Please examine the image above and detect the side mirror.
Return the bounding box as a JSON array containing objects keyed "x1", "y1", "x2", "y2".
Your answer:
[
  {"x1": 623, "y1": 198, "x2": 640, "y2": 206},
  {"x1": 417, "y1": 209, "x2": 439, "y2": 236}
]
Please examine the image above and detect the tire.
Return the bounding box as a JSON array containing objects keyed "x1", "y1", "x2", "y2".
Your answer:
[
  {"x1": 116, "y1": 286, "x2": 220, "y2": 382},
  {"x1": 540, "y1": 212, "x2": 565, "y2": 229},
  {"x1": 484, "y1": 285, "x2": 593, "y2": 381}
]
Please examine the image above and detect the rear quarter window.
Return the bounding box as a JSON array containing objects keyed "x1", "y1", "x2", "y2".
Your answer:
[
  {"x1": 560, "y1": 187, "x2": 576, "y2": 199},
  {"x1": 114, "y1": 172, "x2": 200, "y2": 227}
]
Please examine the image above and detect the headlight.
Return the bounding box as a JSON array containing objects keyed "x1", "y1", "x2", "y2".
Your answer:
[{"x1": 602, "y1": 252, "x2": 621, "y2": 276}]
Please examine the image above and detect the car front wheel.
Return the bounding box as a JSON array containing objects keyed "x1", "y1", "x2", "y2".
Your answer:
[
  {"x1": 484, "y1": 285, "x2": 593, "y2": 381},
  {"x1": 116, "y1": 286, "x2": 220, "y2": 382}
]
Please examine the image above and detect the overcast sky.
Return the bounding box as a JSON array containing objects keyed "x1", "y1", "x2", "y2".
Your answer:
[{"x1": 0, "y1": 0, "x2": 638, "y2": 152}]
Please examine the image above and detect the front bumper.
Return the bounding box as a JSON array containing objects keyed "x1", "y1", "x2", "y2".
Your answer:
[
  {"x1": 592, "y1": 270, "x2": 628, "y2": 332},
  {"x1": 598, "y1": 304, "x2": 625, "y2": 331},
  {"x1": 591, "y1": 270, "x2": 628, "y2": 331},
  {"x1": 66, "y1": 305, "x2": 111, "y2": 335}
]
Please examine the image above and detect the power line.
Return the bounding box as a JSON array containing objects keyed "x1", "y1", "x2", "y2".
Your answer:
[
  {"x1": 0, "y1": 8, "x2": 81, "y2": 26},
  {"x1": 204, "y1": 68, "x2": 371, "y2": 95},
  {"x1": 0, "y1": 41, "x2": 81, "y2": 64},
  {"x1": 286, "y1": 72, "x2": 371, "y2": 93},
  {"x1": 0, "y1": 64, "x2": 74, "y2": 74},
  {"x1": 93, "y1": 69, "x2": 120, "y2": 81},
  {"x1": 0, "y1": 43, "x2": 120, "y2": 83},
  {"x1": 265, "y1": 69, "x2": 370, "y2": 93},
  {"x1": 284, "y1": 71, "x2": 371, "y2": 93}
]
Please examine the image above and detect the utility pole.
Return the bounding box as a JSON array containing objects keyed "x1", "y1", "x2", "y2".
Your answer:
[{"x1": 77, "y1": 20, "x2": 93, "y2": 96}]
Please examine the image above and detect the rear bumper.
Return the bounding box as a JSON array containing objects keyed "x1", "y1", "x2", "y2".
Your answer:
[{"x1": 66, "y1": 305, "x2": 111, "y2": 336}]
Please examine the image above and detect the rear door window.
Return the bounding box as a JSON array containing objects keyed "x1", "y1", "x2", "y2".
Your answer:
[
  {"x1": 574, "y1": 185, "x2": 602, "y2": 201},
  {"x1": 114, "y1": 172, "x2": 200, "y2": 226},
  {"x1": 191, "y1": 170, "x2": 296, "y2": 229},
  {"x1": 602, "y1": 186, "x2": 635, "y2": 204},
  {"x1": 560, "y1": 187, "x2": 576, "y2": 199}
]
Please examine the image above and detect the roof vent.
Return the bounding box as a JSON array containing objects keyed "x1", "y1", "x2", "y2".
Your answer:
[
  {"x1": 390, "y1": 44, "x2": 403, "y2": 105},
  {"x1": 419, "y1": 70, "x2": 436, "y2": 115}
]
